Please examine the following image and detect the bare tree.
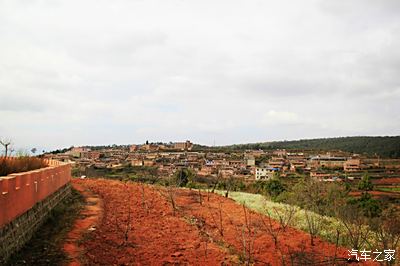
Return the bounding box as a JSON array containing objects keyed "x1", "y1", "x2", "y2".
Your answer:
[
  {"x1": 338, "y1": 205, "x2": 370, "y2": 250},
  {"x1": 210, "y1": 172, "x2": 221, "y2": 193},
  {"x1": 272, "y1": 205, "x2": 297, "y2": 232},
  {"x1": 259, "y1": 210, "x2": 280, "y2": 248},
  {"x1": 207, "y1": 202, "x2": 224, "y2": 237},
  {"x1": 293, "y1": 180, "x2": 326, "y2": 246},
  {"x1": 115, "y1": 183, "x2": 133, "y2": 247},
  {"x1": 140, "y1": 183, "x2": 150, "y2": 215},
  {"x1": 224, "y1": 175, "x2": 235, "y2": 198},
  {"x1": 198, "y1": 188, "x2": 203, "y2": 205},
  {"x1": 240, "y1": 204, "x2": 256, "y2": 265},
  {"x1": 157, "y1": 175, "x2": 181, "y2": 216},
  {"x1": 167, "y1": 186, "x2": 178, "y2": 216},
  {"x1": 0, "y1": 138, "x2": 12, "y2": 157},
  {"x1": 369, "y1": 207, "x2": 400, "y2": 262},
  {"x1": 304, "y1": 209, "x2": 324, "y2": 246}
]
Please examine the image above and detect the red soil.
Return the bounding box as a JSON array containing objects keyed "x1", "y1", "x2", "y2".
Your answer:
[
  {"x1": 372, "y1": 177, "x2": 400, "y2": 185},
  {"x1": 71, "y1": 179, "x2": 229, "y2": 265},
  {"x1": 68, "y1": 179, "x2": 376, "y2": 265},
  {"x1": 350, "y1": 191, "x2": 400, "y2": 199}
]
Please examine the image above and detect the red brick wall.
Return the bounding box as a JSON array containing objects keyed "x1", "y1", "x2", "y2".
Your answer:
[{"x1": 0, "y1": 160, "x2": 71, "y2": 228}]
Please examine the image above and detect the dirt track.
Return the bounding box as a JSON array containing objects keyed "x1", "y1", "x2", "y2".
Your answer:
[{"x1": 67, "y1": 179, "x2": 375, "y2": 265}]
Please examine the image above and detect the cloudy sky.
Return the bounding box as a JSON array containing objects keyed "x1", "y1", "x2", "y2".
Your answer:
[{"x1": 0, "y1": 0, "x2": 399, "y2": 151}]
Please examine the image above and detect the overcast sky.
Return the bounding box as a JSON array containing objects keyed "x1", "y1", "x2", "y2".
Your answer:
[{"x1": 0, "y1": 0, "x2": 399, "y2": 151}]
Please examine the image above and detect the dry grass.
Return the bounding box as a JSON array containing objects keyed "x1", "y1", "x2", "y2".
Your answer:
[{"x1": 0, "y1": 156, "x2": 48, "y2": 176}]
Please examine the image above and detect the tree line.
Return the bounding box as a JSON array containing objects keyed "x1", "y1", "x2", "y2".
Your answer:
[{"x1": 210, "y1": 136, "x2": 400, "y2": 158}]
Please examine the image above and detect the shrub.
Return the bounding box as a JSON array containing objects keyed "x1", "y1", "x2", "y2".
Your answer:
[
  {"x1": 357, "y1": 173, "x2": 374, "y2": 191},
  {"x1": 369, "y1": 207, "x2": 400, "y2": 252},
  {"x1": 348, "y1": 192, "x2": 382, "y2": 218},
  {"x1": 248, "y1": 180, "x2": 266, "y2": 194},
  {"x1": 174, "y1": 168, "x2": 195, "y2": 187},
  {"x1": 264, "y1": 179, "x2": 286, "y2": 199},
  {"x1": 0, "y1": 156, "x2": 48, "y2": 176}
]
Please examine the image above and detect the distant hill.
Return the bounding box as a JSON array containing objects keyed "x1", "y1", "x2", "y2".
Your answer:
[{"x1": 202, "y1": 136, "x2": 400, "y2": 158}]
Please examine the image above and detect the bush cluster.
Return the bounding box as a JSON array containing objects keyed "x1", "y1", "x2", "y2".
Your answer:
[{"x1": 0, "y1": 157, "x2": 48, "y2": 176}]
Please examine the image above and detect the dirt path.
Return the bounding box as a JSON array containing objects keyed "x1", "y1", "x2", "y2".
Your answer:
[
  {"x1": 63, "y1": 181, "x2": 103, "y2": 266},
  {"x1": 66, "y1": 178, "x2": 376, "y2": 265}
]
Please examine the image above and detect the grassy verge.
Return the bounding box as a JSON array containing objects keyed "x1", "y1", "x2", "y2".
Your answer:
[
  {"x1": 6, "y1": 188, "x2": 84, "y2": 266},
  {"x1": 376, "y1": 187, "x2": 400, "y2": 192},
  {"x1": 215, "y1": 190, "x2": 376, "y2": 250}
]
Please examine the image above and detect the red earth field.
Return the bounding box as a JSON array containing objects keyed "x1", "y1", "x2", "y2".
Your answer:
[
  {"x1": 372, "y1": 177, "x2": 400, "y2": 185},
  {"x1": 66, "y1": 179, "x2": 376, "y2": 265},
  {"x1": 349, "y1": 190, "x2": 400, "y2": 199}
]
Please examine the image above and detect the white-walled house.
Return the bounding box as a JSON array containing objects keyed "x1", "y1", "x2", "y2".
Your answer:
[{"x1": 255, "y1": 167, "x2": 278, "y2": 180}]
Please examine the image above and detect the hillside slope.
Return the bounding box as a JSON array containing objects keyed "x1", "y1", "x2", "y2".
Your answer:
[
  {"x1": 69, "y1": 178, "x2": 356, "y2": 265},
  {"x1": 215, "y1": 136, "x2": 400, "y2": 158}
]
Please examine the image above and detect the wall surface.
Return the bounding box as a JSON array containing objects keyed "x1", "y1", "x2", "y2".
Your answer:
[
  {"x1": 0, "y1": 183, "x2": 71, "y2": 264},
  {"x1": 0, "y1": 159, "x2": 71, "y2": 263},
  {"x1": 0, "y1": 160, "x2": 71, "y2": 227}
]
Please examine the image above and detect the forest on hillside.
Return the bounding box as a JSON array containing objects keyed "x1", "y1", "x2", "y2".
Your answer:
[{"x1": 200, "y1": 136, "x2": 400, "y2": 158}]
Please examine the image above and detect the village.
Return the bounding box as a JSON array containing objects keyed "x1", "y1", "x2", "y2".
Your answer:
[{"x1": 45, "y1": 140, "x2": 400, "y2": 182}]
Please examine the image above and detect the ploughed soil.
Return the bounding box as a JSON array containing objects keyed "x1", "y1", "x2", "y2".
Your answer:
[
  {"x1": 349, "y1": 190, "x2": 400, "y2": 199},
  {"x1": 70, "y1": 179, "x2": 375, "y2": 265},
  {"x1": 372, "y1": 177, "x2": 400, "y2": 185}
]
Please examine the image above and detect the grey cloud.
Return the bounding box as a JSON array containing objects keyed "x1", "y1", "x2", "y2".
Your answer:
[
  {"x1": 319, "y1": 0, "x2": 400, "y2": 27},
  {"x1": 0, "y1": 0, "x2": 399, "y2": 150},
  {"x1": 0, "y1": 96, "x2": 45, "y2": 112},
  {"x1": 239, "y1": 77, "x2": 328, "y2": 98},
  {"x1": 65, "y1": 31, "x2": 168, "y2": 66}
]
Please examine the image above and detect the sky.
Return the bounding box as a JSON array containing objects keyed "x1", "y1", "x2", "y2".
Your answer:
[{"x1": 0, "y1": 0, "x2": 399, "y2": 152}]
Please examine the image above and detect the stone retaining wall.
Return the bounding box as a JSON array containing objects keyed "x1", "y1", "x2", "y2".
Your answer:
[
  {"x1": 0, "y1": 184, "x2": 72, "y2": 263},
  {"x1": 0, "y1": 159, "x2": 71, "y2": 263}
]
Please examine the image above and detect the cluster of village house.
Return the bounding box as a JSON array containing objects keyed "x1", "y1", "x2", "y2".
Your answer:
[{"x1": 46, "y1": 140, "x2": 400, "y2": 182}]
